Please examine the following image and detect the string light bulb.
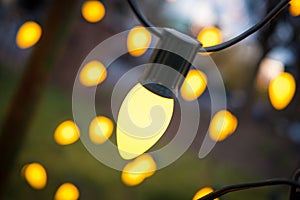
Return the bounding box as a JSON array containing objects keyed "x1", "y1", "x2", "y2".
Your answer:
[
  {"x1": 117, "y1": 29, "x2": 201, "y2": 160},
  {"x1": 127, "y1": 26, "x2": 152, "y2": 57},
  {"x1": 81, "y1": 1, "x2": 105, "y2": 23},
  {"x1": 21, "y1": 163, "x2": 47, "y2": 190},
  {"x1": 16, "y1": 21, "x2": 42, "y2": 49}
]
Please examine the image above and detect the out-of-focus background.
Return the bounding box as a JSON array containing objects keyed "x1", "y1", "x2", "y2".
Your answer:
[{"x1": 0, "y1": 0, "x2": 300, "y2": 199}]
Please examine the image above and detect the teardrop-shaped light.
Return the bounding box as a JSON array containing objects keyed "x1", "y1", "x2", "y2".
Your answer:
[
  {"x1": 79, "y1": 60, "x2": 107, "y2": 87},
  {"x1": 16, "y1": 21, "x2": 42, "y2": 49},
  {"x1": 89, "y1": 116, "x2": 114, "y2": 144},
  {"x1": 81, "y1": 1, "x2": 105, "y2": 23},
  {"x1": 54, "y1": 120, "x2": 80, "y2": 145},
  {"x1": 197, "y1": 27, "x2": 222, "y2": 48},
  {"x1": 268, "y1": 72, "x2": 296, "y2": 110},
  {"x1": 180, "y1": 69, "x2": 207, "y2": 101},
  {"x1": 127, "y1": 26, "x2": 151, "y2": 57},
  {"x1": 21, "y1": 163, "x2": 47, "y2": 189},
  {"x1": 55, "y1": 183, "x2": 80, "y2": 200},
  {"x1": 117, "y1": 83, "x2": 174, "y2": 160},
  {"x1": 290, "y1": 0, "x2": 300, "y2": 16},
  {"x1": 209, "y1": 110, "x2": 238, "y2": 142}
]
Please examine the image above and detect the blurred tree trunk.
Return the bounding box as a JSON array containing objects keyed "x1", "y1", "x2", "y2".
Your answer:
[{"x1": 0, "y1": 0, "x2": 80, "y2": 196}]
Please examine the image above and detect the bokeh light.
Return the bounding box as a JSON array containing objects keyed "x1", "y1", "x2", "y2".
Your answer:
[
  {"x1": 268, "y1": 72, "x2": 296, "y2": 110},
  {"x1": 21, "y1": 163, "x2": 47, "y2": 190},
  {"x1": 192, "y1": 187, "x2": 219, "y2": 200},
  {"x1": 54, "y1": 183, "x2": 80, "y2": 200},
  {"x1": 197, "y1": 27, "x2": 222, "y2": 48},
  {"x1": 16, "y1": 21, "x2": 42, "y2": 49},
  {"x1": 180, "y1": 69, "x2": 207, "y2": 101},
  {"x1": 127, "y1": 26, "x2": 151, "y2": 57},
  {"x1": 121, "y1": 154, "x2": 156, "y2": 186},
  {"x1": 117, "y1": 83, "x2": 174, "y2": 160},
  {"x1": 79, "y1": 60, "x2": 107, "y2": 87},
  {"x1": 290, "y1": 0, "x2": 300, "y2": 16},
  {"x1": 81, "y1": 1, "x2": 105, "y2": 23},
  {"x1": 54, "y1": 120, "x2": 80, "y2": 145},
  {"x1": 209, "y1": 110, "x2": 238, "y2": 142},
  {"x1": 89, "y1": 116, "x2": 114, "y2": 144}
]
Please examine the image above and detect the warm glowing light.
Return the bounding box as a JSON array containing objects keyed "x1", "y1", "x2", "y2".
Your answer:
[
  {"x1": 127, "y1": 26, "x2": 151, "y2": 57},
  {"x1": 117, "y1": 83, "x2": 174, "y2": 160},
  {"x1": 180, "y1": 69, "x2": 207, "y2": 101},
  {"x1": 192, "y1": 187, "x2": 219, "y2": 200},
  {"x1": 16, "y1": 21, "x2": 42, "y2": 49},
  {"x1": 55, "y1": 183, "x2": 80, "y2": 200},
  {"x1": 121, "y1": 154, "x2": 156, "y2": 186},
  {"x1": 22, "y1": 163, "x2": 47, "y2": 189},
  {"x1": 89, "y1": 116, "x2": 114, "y2": 144},
  {"x1": 54, "y1": 120, "x2": 80, "y2": 145},
  {"x1": 81, "y1": 1, "x2": 105, "y2": 23},
  {"x1": 209, "y1": 110, "x2": 238, "y2": 142},
  {"x1": 268, "y1": 72, "x2": 296, "y2": 110},
  {"x1": 290, "y1": 0, "x2": 300, "y2": 16},
  {"x1": 197, "y1": 27, "x2": 222, "y2": 48},
  {"x1": 79, "y1": 60, "x2": 107, "y2": 87}
]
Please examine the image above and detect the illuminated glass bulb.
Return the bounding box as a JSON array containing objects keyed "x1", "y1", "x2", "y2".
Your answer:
[
  {"x1": 54, "y1": 120, "x2": 80, "y2": 145},
  {"x1": 117, "y1": 83, "x2": 174, "y2": 160},
  {"x1": 79, "y1": 60, "x2": 107, "y2": 87},
  {"x1": 21, "y1": 163, "x2": 47, "y2": 189},
  {"x1": 197, "y1": 27, "x2": 222, "y2": 48},
  {"x1": 192, "y1": 187, "x2": 219, "y2": 200},
  {"x1": 81, "y1": 1, "x2": 105, "y2": 23},
  {"x1": 89, "y1": 116, "x2": 114, "y2": 144},
  {"x1": 55, "y1": 183, "x2": 80, "y2": 200},
  {"x1": 209, "y1": 110, "x2": 238, "y2": 142},
  {"x1": 16, "y1": 21, "x2": 42, "y2": 49},
  {"x1": 268, "y1": 72, "x2": 296, "y2": 110},
  {"x1": 121, "y1": 154, "x2": 156, "y2": 186},
  {"x1": 290, "y1": 0, "x2": 300, "y2": 16},
  {"x1": 180, "y1": 69, "x2": 207, "y2": 101},
  {"x1": 127, "y1": 26, "x2": 152, "y2": 57}
]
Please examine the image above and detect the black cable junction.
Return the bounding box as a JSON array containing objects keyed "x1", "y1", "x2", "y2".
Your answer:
[{"x1": 127, "y1": 0, "x2": 291, "y2": 52}]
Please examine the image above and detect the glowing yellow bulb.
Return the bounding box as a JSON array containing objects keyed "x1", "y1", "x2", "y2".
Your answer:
[
  {"x1": 127, "y1": 26, "x2": 152, "y2": 57},
  {"x1": 181, "y1": 69, "x2": 207, "y2": 101},
  {"x1": 209, "y1": 110, "x2": 238, "y2": 142},
  {"x1": 268, "y1": 72, "x2": 296, "y2": 110},
  {"x1": 54, "y1": 120, "x2": 80, "y2": 145},
  {"x1": 192, "y1": 187, "x2": 219, "y2": 200},
  {"x1": 79, "y1": 60, "x2": 107, "y2": 87},
  {"x1": 197, "y1": 27, "x2": 222, "y2": 48},
  {"x1": 117, "y1": 83, "x2": 174, "y2": 160},
  {"x1": 89, "y1": 116, "x2": 114, "y2": 144},
  {"x1": 55, "y1": 183, "x2": 80, "y2": 200},
  {"x1": 81, "y1": 1, "x2": 105, "y2": 23},
  {"x1": 121, "y1": 154, "x2": 156, "y2": 186},
  {"x1": 16, "y1": 21, "x2": 42, "y2": 49},
  {"x1": 22, "y1": 163, "x2": 47, "y2": 189},
  {"x1": 290, "y1": 0, "x2": 300, "y2": 16}
]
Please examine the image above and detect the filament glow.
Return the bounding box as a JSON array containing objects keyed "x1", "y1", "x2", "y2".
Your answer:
[
  {"x1": 89, "y1": 116, "x2": 114, "y2": 144},
  {"x1": 121, "y1": 154, "x2": 156, "y2": 186},
  {"x1": 180, "y1": 69, "x2": 207, "y2": 101},
  {"x1": 269, "y1": 72, "x2": 296, "y2": 110},
  {"x1": 22, "y1": 163, "x2": 47, "y2": 189},
  {"x1": 127, "y1": 26, "x2": 152, "y2": 57},
  {"x1": 117, "y1": 83, "x2": 174, "y2": 160},
  {"x1": 16, "y1": 21, "x2": 42, "y2": 49}
]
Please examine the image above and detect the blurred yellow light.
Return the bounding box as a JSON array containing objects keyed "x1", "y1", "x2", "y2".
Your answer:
[
  {"x1": 16, "y1": 21, "x2": 42, "y2": 49},
  {"x1": 121, "y1": 154, "x2": 156, "y2": 186},
  {"x1": 89, "y1": 116, "x2": 114, "y2": 144},
  {"x1": 127, "y1": 26, "x2": 151, "y2": 57},
  {"x1": 22, "y1": 163, "x2": 47, "y2": 189},
  {"x1": 54, "y1": 120, "x2": 80, "y2": 145},
  {"x1": 268, "y1": 72, "x2": 296, "y2": 110},
  {"x1": 192, "y1": 187, "x2": 219, "y2": 200},
  {"x1": 117, "y1": 83, "x2": 174, "y2": 160},
  {"x1": 209, "y1": 110, "x2": 238, "y2": 142},
  {"x1": 79, "y1": 60, "x2": 107, "y2": 87},
  {"x1": 81, "y1": 1, "x2": 105, "y2": 23},
  {"x1": 55, "y1": 183, "x2": 80, "y2": 200},
  {"x1": 180, "y1": 69, "x2": 207, "y2": 101},
  {"x1": 197, "y1": 27, "x2": 222, "y2": 48},
  {"x1": 290, "y1": 0, "x2": 300, "y2": 16}
]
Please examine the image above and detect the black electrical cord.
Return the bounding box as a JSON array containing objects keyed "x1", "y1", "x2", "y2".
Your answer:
[
  {"x1": 198, "y1": 179, "x2": 300, "y2": 200},
  {"x1": 127, "y1": 0, "x2": 291, "y2": 52}
]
